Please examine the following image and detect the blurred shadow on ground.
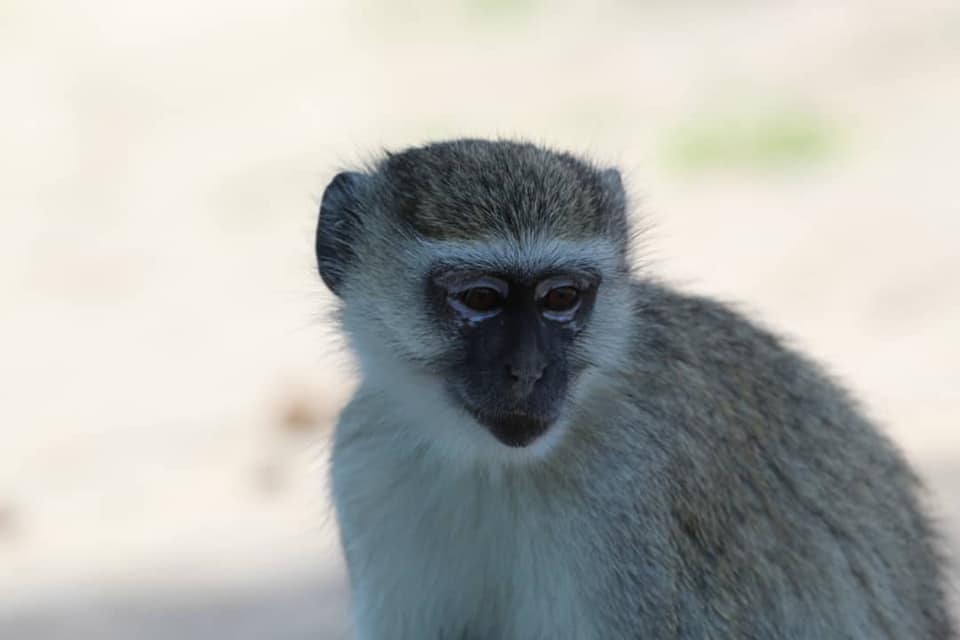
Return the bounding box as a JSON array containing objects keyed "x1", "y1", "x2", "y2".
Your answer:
[{"x1": 0, "y1": 572, "x2": 350, "y2": 640}]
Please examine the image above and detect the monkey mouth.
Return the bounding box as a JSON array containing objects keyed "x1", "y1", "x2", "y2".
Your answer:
[{"x1": 470, "y1": 410, "x2": 554, "y2": 448}]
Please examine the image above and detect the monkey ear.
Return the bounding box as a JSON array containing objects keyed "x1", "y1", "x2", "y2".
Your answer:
[
  {"x1": 600, "y1": 169, "x2": 627, "y2": 205},
  {"x1": 598, "y1": 168, "x2": 628, "y2": 233},
  {"x1": 316, "y1": 171, "x2": 366, "y2": 297},
  {"x1": 599, "y1": 168, "x2": 623, "y2": 194}
]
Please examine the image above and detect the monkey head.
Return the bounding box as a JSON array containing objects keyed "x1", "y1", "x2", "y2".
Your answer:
[{"x1": 316, "y1": 140, "x2": 636, "y2": 462}]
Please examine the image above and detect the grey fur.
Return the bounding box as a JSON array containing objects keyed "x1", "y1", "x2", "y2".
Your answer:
[{"x1": 317, "y1": 139, "x2": 955, "y2": 639}]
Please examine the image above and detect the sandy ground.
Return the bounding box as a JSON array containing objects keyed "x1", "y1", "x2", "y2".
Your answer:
[{"x1": 1, "y1": 0, "x2": 958, "y2": 637}]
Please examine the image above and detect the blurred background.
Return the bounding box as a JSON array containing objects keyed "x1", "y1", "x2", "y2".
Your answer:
[{"x1": 2, "y1": 0, "x2": 958, "y2": 637}]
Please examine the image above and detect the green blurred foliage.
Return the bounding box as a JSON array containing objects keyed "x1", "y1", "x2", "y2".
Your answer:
[
  {"x1": 661, "y1": 105, "x2": 840, "y2": 175},
  {"x1": 358, "y1": 0, "x2": 540, "y2": 34}
]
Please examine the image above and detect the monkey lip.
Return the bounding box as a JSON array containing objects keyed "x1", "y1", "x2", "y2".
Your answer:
[{"x1": 471, "y1": 410, "x2": 554, "y2": 448}]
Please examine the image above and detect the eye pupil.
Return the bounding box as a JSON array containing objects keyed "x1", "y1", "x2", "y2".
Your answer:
[
  {"x1": 461, "y1": 287, "x2": 501, "y2": 312},
  {"x1": 544, "y1": 286, "x2": 580, "y2": 313}
]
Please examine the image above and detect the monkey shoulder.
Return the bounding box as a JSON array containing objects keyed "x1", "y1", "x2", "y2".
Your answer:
[
  {"x1": 623, "y1": 281, "x2": 873, "y2": 435},
  {"x1": 601, "y1": 282, "x2": 954, "y2": 638}
]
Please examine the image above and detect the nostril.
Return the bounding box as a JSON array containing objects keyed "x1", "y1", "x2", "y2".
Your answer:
[{"x1": 507, "y1": 364, "x2": 545, "y2": 384}]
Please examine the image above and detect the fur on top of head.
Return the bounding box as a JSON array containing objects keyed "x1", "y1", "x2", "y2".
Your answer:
[{"x1": 316, "y1": 139, "x2": 633, "y2": 298}]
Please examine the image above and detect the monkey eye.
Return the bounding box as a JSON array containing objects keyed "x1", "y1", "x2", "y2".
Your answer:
[
  {"x1": 537, "y1": 280, "x2": 583, "y2": 321},
  {"x1": 442, "y1": 276, "x2": 509, "y2": 321},
  {"x1": 544, "y1": 286, "x2": 580, "y2": 312},
  {"x1": 459, "y1": 287, "x2": 504, "y2": 313}
]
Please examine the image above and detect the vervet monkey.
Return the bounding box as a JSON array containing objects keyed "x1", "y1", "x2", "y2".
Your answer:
[{"x1": 315, "y1": 139, "x2": 954, "y2": 639}]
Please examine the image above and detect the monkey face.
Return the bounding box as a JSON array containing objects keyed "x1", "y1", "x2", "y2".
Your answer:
[
  {"x1": 427, "y1": 266, "x2": 600, "y2": 448},
  {"x1": 316, "y1": 141, "x2": 637, "y2": 460}
]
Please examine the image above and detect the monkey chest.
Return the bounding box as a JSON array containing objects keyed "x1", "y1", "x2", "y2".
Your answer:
[{"x1": 333, "y1": 460, "x2": 599, "y2": 640}]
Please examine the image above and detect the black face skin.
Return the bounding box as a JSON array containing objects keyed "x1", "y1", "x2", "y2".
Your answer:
[{"x1": 427, "y1": 266, "x2": 600, "y2": 448}]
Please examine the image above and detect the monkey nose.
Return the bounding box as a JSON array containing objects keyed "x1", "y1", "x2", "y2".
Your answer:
[{"x1": 506, "y1": 363, "x2": 545, "y2": 396}]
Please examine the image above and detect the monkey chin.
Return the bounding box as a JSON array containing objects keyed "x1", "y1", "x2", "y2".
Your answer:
[{"x1": 472, "y1": 411, "x2": 555, "y2": 449}]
